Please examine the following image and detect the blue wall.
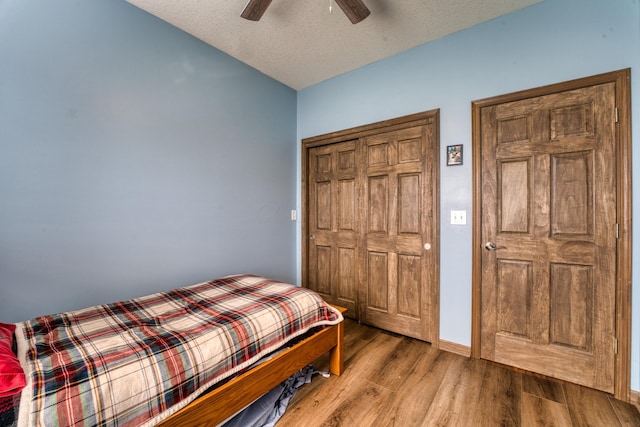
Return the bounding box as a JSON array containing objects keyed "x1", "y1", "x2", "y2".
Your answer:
[
  {"x1": 296, "y1": 0, "x2": 640, "y2": 391},
  {"x1": 0, "y1": 0, "x2": 297, "y2": 322}
]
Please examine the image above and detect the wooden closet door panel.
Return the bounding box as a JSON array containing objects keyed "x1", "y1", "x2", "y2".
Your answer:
[
  {"x1": 307, "y1": 141, "x2": 359, "y2": 315},
  {"x1": 361, "y1": 126, "x2": 432, "y2": 341}
]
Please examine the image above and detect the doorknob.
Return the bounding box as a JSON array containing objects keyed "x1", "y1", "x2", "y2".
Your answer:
[
  {"x1": 310, "y1": 235, "x2": 315, "y2": 240},
  {"x1": 484, "y1": 242, "x2": 505, "y2": 250}
]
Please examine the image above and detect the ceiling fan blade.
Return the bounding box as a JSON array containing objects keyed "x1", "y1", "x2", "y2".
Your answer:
[
  {"x1": 241, "y1": 0, "x2": 273, "y2": 21},
  {"x1": 334, "y1": 0, "x2": 370, "y2": 24}
]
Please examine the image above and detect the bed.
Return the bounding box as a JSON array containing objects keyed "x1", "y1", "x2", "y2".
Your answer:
[{"x1": 0, "y1": 274, "x2": 344, "y2": 426}]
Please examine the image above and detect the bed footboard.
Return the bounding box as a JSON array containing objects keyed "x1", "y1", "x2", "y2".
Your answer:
[{"x1": 159, "y1": 313, "x2": 345, "y2": 427}]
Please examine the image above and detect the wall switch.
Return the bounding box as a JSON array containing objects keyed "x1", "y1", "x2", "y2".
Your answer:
[
  {"x1": 451, "y1": 210, "x2": 467, "y2": 225},
  {"x1": 291, "y1": 210, "x2": 297, "y2": 221}
]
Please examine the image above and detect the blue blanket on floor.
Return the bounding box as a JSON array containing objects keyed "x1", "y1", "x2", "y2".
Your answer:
[{"x1": 222, "y1": 365, "x2": 327, "y2": 427}]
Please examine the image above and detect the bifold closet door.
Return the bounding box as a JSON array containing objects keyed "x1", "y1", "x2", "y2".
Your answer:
[
  {"x1": 303, "y1": 110, "x2": 440, "y2": 343},
  {"x1": 360, "y1": 126, "x2": 434, "y2": 341},
  {"x1": 306, "y1": 140, "x2": 360, "y2": 317}
]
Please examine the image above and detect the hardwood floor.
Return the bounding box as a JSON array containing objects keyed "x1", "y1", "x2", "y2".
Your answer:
[{"x1": 277, "y1": 320, "x2": 640, "y2": 426}]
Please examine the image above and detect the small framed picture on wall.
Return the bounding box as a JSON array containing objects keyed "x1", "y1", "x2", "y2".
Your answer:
[{"x1": 447, "y1": 144, "x2": 463, "y2": 166}]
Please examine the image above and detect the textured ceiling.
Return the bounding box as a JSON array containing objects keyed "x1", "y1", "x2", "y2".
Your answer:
[{"x1": 126, "y1": 0, "x2": 542, "y2": 90}]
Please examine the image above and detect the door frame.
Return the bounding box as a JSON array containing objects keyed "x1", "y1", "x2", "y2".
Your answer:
[
  {"x1": 302, "y1": 110, "x2": 441, "y2": 345},
  {"x1": 471, "y1": 69, "x2": 632, "y2": 400}
]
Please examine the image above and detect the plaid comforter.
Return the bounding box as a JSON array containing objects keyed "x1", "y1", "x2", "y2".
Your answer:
[{"x1": 14, "y1": 274, "x2": 342, "y2": 427}]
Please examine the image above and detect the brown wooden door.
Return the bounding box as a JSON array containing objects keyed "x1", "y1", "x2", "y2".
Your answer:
[
  {"x1": 479, "y1": 83, "x2": 617, "y2": 392},
  {"x1": 361, "y1": 126, "x2": 434, "y2": 341},
  {"x1": 303, "y1": 111, "x2": 440, "y2": 343},
  {"x1": 307, "y1": 140, "x2": 359, "y2": 316}
]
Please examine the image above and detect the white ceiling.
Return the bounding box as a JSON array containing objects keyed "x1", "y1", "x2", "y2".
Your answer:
[{"x1": 126, "y1": 0, "x2": 542, "y2": 90}]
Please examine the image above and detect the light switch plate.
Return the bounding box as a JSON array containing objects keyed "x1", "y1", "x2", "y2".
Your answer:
[{"x1": 451, "y1": 210, "x2": 467, "y2": 225}]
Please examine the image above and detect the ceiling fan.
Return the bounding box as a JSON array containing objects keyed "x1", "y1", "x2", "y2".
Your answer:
[{"x1": 241, "y1": 0, "x2": 371, "y2": 24}]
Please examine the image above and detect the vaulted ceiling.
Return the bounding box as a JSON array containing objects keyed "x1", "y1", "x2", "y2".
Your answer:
[{"x1": 127, "y1": 0, "x2": 542, "y2": 90}]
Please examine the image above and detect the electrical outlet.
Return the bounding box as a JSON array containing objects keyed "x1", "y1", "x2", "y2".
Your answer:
[
  {"x1": 291, "y1": 210, "x2": 297, "y2": 221},
  {"x1": 451, "y1": 210, "x2": 467, "y2": 225}
]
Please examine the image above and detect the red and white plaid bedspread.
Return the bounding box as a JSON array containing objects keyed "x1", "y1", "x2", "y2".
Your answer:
[{"x1": 14, "y1": 274, "x2": 342, "y2": 426}]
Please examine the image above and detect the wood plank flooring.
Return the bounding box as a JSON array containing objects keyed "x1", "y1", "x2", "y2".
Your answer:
[{"x1": 277, "y1": 320, "x2": 640, "y2": 427}]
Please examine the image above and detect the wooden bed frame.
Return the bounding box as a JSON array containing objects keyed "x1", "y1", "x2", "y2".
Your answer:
[{"x1": 159, "y1": 307, "x2": 346, "y2": 427}]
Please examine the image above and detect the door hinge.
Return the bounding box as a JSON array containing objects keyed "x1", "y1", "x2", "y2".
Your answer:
[
  {"x1": 614, "y1": 338, "x2": 618, "y2": 354},
  {"x1": 615, "y1": 107, "x2": 619, "y2": 123},
  {"x1": 616, "y1": 223, "x2": 619, "y2": 239}
]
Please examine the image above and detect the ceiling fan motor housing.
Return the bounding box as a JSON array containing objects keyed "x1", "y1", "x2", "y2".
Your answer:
[{"x1": 241, "y1": 0, "x2": 370, "y2": 24}]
